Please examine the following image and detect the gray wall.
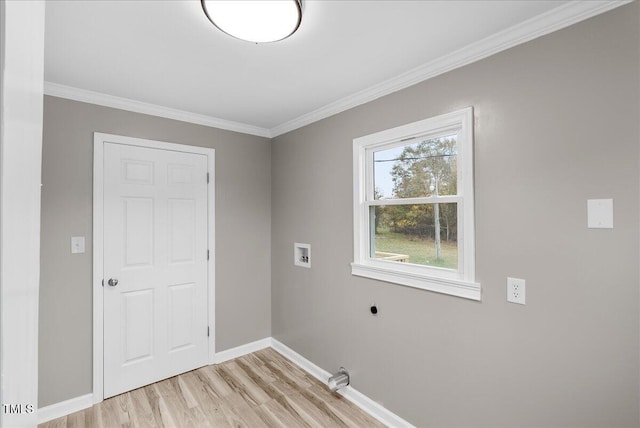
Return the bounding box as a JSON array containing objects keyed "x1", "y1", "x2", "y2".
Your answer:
[
  {"x1": 39, "y1": 97, "x2": 271, "y2": 407},
  {"x1": 271, "y1": 4, "x2": 639, "y2": 427}
]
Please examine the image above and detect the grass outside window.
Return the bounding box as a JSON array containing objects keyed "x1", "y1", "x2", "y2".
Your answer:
[{"x1": 374, "y1": 229, "x2": 457, "y2": 269}]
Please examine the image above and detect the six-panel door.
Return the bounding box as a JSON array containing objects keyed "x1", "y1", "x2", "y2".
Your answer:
[{"x1": 103, "y1": 142, "x2": 209, "y2": 398}]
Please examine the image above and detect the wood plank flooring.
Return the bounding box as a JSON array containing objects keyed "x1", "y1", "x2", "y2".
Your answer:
[{"x1": 39, "y1": 348, "x2": 386, "y2": 428}]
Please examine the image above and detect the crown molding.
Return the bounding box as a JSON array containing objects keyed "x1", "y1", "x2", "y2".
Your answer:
[
  {"x1": 269, "y1": 0, "x2": 630, "y2": 137},
  {"x1": 44, "y1": 1, "x2": 629, "y2": 140},
  {"x1": 43, "y1": 82, "x2": 272, "y2": 138}
]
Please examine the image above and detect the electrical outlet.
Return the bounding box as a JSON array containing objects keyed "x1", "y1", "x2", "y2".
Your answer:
[{"x1": 507, "y1": 277, "x2": 526, "y2": 305}]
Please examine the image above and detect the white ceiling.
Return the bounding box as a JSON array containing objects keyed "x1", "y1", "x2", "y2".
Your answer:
[{"x1": 44, "y1": 1, "x2": 623, "y2": 137}]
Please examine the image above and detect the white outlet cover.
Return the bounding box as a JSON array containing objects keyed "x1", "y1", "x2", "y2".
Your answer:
[
  {"x1": 507, "y1": 277, "x2": 526, "y2": 305},
  {"x1": 587, "y1": 199, "x2": 613, "y2": 229}
]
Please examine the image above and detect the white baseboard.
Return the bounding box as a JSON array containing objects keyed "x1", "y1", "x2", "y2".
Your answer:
[
  {"x1": 271, "y1": 339, "x2": 415, "y2": 428},
  {"x1": 39, "y1": 337, "x2": 412, "y2": 427},
  {"x1": 38, "y1": 393, "x2": 94, "y2": 424},
  {"x1": 214, "y1": 337, "x2": 272, "y2": 364},
  {"x1": 271, "y1": 338, "x2": 333, "y2": 382},
  {"x1": 339, "y1": 385, "x2": 415, "y2": 428}
]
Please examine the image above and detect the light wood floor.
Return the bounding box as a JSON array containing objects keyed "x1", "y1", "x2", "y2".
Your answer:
[{"x1": 39, "y1": 348, "x2": 386, "y2": 428}]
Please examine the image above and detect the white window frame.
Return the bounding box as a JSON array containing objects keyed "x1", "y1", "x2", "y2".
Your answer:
[{"x1": 351, "y1": 107, "x2": 480, "y2": 300}]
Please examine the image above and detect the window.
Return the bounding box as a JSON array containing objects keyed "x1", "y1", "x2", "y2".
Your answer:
[{"x1": 351, "y1": 107, "x2": 480, "y2": 300}]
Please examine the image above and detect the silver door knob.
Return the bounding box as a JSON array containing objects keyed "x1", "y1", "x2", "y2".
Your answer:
[{"x1": 108, "y1": 278, "x2": 118, "y2": 287}]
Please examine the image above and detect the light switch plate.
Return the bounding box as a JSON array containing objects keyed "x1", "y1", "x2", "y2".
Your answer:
[
  {"x1": 587, "y1": 199, "x2": 613, "y2": 229},
  {"x1": 71, "y1": 236, "x2": 85, "y2": 254}
]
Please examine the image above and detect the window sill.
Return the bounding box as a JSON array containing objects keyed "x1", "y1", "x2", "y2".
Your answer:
[{"x1": 351, "y1": 262, "x2": 481, "y2": 301}]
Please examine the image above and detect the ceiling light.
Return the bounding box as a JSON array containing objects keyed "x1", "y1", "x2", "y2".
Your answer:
[{"x1": 201, "y1": 0, "x2": 302, "y2": 43}]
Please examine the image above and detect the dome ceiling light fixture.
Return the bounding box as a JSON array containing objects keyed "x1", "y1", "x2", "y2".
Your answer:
[{"x1": 201, "y1": 0, "x2": 302, "y2": 44}]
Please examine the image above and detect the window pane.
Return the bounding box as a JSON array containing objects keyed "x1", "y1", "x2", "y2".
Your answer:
[
  {"x1": 371, "y1": 203, "x2": 458, "y2": 269},
  {"x1": 373, "y1": 135, "x2": 457, "y2": 199}
]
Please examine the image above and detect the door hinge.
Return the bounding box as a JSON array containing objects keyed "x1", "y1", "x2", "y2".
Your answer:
[
  {"x1": 207, "y1": 250, "x2": 210, "y2": 260},
  {"x1": 207, "y1": 172, "x2": 210, "y2": 184},
  {"x1": 207, "y1": 326, "x2": 210, "y2": 337}
]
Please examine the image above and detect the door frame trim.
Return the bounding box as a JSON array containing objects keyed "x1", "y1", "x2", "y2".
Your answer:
[{"x1": 92, "y1": 132, "x2": 216, "y2": 404}]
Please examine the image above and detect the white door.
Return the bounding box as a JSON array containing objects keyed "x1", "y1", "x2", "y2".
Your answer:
[{"x1": 102, "y1": 142, "x2": 209, "y2": 398}]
